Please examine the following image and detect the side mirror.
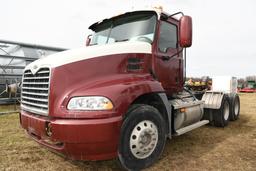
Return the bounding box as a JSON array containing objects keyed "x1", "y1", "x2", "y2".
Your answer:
[
  {"x1": 179, "y1": 15, "x2": 192, "y2": 47},
  {"x1": 86, "y1": 35, "x2": 92, "y2": 46}
]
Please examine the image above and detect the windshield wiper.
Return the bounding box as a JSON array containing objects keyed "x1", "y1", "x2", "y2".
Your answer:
[{"x1": 106, "y1": 22, "x2": 113, "y2": 44}]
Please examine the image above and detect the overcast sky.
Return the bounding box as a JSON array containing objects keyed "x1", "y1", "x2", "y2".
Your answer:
[{"x1": 0, "y1": 0, "x2": 255, "y2": 77}]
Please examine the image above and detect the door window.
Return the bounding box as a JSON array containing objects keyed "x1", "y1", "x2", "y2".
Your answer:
[{"x1": 158, "y1": 21, "x2": 177, "y2": 53}]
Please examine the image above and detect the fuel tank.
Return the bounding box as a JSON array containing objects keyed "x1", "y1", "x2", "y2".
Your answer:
[{"x1": 170, "y1": 96, "x2": 204, "y2": 130}]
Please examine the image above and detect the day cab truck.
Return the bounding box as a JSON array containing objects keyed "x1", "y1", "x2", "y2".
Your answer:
[{"x1": 20, "y1": 9, "x2": 240, "y2": 170}]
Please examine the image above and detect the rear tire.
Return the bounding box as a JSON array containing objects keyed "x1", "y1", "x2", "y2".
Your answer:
[
  {"x1": 213, "y1": 94, "x2": 230, "y2": 127},
  {"x1": 118, "y1": 104, "x2": 166, "y2": 171},
  {"x1": 229, "y1": 94, "x2": 240, "y2": 121}
]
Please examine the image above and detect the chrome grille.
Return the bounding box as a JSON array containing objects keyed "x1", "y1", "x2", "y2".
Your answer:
[{"x1": 21, "y1": 68, "x2": 50, "y2": 115}]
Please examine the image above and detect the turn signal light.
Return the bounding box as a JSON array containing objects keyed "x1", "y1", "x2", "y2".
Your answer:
[{"x1": 180, "y1": 108, "x2": 186, "y2": 113}]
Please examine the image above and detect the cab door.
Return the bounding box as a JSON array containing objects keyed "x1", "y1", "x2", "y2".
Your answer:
[{"x1": 154, "y1": 19, "x2": 183, "y2": 95}]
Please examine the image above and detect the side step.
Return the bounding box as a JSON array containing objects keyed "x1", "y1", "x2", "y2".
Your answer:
[{"x1": 174, "y1": 120, "x2": 209, "y2": 136}]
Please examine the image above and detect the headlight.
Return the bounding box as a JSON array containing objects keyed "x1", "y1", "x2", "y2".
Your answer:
[{"x1": 67, "y1": 96, "x2": 113, "y2": 110}]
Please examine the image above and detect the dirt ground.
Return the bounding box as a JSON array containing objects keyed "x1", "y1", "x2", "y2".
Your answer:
[{"x1": 0, "y1": 93, "x2": 255, "y2": 171}]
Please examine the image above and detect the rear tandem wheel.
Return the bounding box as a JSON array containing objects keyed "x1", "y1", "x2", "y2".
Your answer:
[
  {"x1": 213, "y1": 94, "x2": 230, "y2": 127},
  {"x1": 229, "y1": 94, "x2": 240, "y2": 121}
]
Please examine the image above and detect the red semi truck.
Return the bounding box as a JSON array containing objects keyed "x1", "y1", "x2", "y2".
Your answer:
[{"x1": 20, "y1": 10, "x2": 240, "y2": 170}]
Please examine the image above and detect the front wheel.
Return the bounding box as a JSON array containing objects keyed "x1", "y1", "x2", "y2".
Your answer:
[{"x1": 118, "y1": 104, "x2": 166, "y2": 170}]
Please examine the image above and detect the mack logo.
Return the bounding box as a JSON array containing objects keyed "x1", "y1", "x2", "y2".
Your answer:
[
  {"x1": 33, "y1": 65, "x2": 38, "y2": 70},
  {"x1": 31, "y1": 65, "x2": 39, "y2": 75}
]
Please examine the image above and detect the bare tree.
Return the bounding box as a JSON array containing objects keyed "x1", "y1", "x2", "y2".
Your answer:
[
  {"x1": 238, "y1": 78, "x2": 246, "y2": 88},
  {"x1": 246, "y1": 75, "x2": 256, "y2": 82}
]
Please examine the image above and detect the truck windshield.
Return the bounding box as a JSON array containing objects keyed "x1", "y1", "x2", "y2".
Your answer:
[{"x1": 89, "y1": 12, "x2": 157, "y2": 45}]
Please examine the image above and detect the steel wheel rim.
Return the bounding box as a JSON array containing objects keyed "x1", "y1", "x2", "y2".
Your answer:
[
  {"x1": 234, "y1": 98, "x2": 239, "y2": 116},
  {"x1": 129, "y1": 120, "x2": 158, "y2": 159},
  {"x1": 224, "y1": 101, "x2": 229, "y2": 121}
]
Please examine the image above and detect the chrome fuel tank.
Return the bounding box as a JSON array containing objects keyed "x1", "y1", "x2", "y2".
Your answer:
[{"x1": 170, "y1": 98, "x2": 204, "y2": 130}]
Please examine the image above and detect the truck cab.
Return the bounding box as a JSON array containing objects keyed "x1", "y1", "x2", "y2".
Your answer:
[{"x1": 20, "y1": 10, "x2": 240, "y2": 170}]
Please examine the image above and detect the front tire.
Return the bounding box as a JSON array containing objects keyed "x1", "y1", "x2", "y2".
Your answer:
[{"x1": 118, "y1": 104, "x2": 166, "y2": 170}]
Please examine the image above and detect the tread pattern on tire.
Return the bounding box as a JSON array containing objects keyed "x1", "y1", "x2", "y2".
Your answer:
[
  {"x1": 229, "y1": 94, "x2": 240, "y2": 121},
  {"x1": 213, "y1": 94, "x2": 230, "y2": 127}
]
